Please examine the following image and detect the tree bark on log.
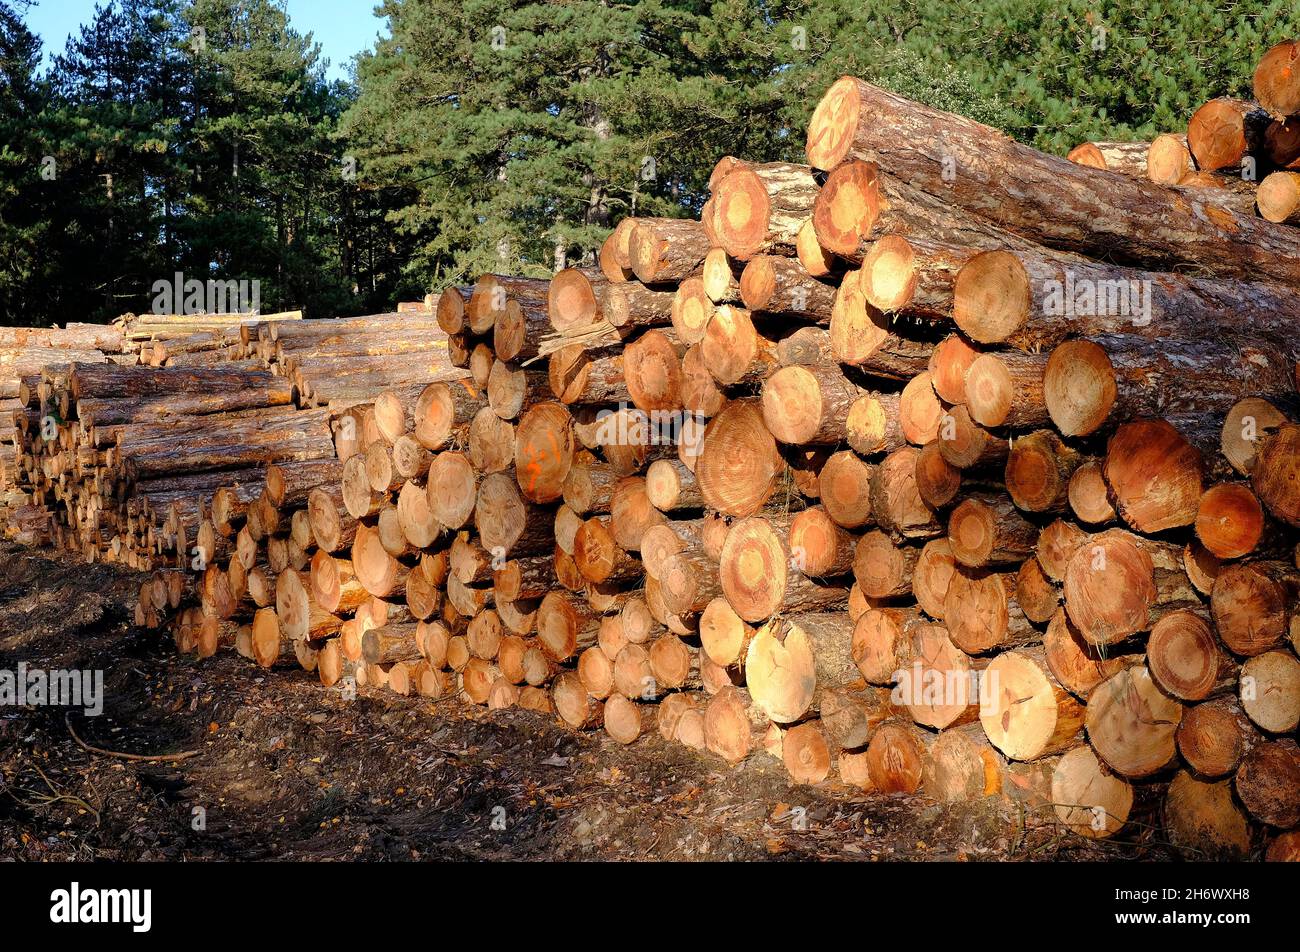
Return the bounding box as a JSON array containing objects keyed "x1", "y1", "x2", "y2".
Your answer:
[
  {"x1": 953, "y1": 248, "x2": 1299, "y2": 354},
  {"x1": 629, "y1": 219, "x2": 710, "y2": 284},
  {"x1": 712, "y1": 162, "x2": 819, "y2": 260},
  {"x1": 805, "y1": 77, "x2": 1300, "y2": 286}
]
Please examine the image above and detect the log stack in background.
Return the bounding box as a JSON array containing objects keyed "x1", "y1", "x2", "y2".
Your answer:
[
  {"x1": 6, "y1": 46, "x2": 1300, "y2": 861},
  {"x1": 2, "y1": 323, "x2": 129, "y2": 543}
]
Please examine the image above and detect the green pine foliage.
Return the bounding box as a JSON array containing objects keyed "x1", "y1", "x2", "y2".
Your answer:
[
  {"x1": 2, "y1": 0, "x2": 1298, "y2": 323},
  {"x1": 0, "y1": 0, "x2": 51, "y2": 323}
]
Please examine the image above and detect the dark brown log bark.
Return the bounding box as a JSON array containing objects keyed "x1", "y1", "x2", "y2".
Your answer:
[
  {"x1": 953, "y1": 248, "x2": 1299, "y2": 353},
  {"x1": 629, "y1": 218, "x2": 710, "y2": 284}
]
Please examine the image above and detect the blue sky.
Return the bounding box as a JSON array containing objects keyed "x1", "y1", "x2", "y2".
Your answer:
[{"x1": 21, "y1": 0, "x2": 387, "y2": 82}]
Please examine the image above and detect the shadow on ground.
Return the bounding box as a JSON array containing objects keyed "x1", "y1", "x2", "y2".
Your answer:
[{"x1": 0, "y1": 541, "x2": 1165, "y2": 861}]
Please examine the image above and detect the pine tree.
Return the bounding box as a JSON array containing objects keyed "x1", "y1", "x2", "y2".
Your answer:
[
  {"x1": 341, "y1": 0, "x2": 765, "y2": 288},
  {"x1": 0, "y1": 0, "x2": 49, "y2": 324},
  {"x1": 181, "y1": 0, "x2": 353, "y2": 315},
  {"x1": 42, "y1": 0, "x2": 189, "y2": 320}
]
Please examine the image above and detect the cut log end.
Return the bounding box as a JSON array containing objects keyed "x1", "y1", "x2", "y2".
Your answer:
[{"x1": 1044, "y1": 340, "x2": 1116, "y2": 437}]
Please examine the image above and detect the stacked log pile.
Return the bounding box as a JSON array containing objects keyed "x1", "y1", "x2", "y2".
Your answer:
[
  {"x1": 115, "y1": 310, "x2": 303, "y2": 367},
  {"x1": 6, "y1": 48, "x2": 1300, "y2": 860},
  {"x1": 5, "y1": 303, "x2": 455, "y2": 569},
  {"x1": 2, "y1": 324, "x2": 129, "y2": 543}
]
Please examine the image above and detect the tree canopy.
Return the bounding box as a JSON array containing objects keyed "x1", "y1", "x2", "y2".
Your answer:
[{"x1": 2, "y1": 0, "x2": 1297, "y2": 326}]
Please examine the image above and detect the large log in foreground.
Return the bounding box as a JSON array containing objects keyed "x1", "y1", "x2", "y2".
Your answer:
[{"x1": 805, "y1": 77, "x2": 1300, "y2": 286}]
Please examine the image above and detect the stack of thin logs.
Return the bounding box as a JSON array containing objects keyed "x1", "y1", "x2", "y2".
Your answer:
[
  {"x1": 307, "y1": 274, "x2": 567, "y2": 709},
  {"x1": 241, "y1": 305, "x2": 453, "y2": 409},
  {"x1": 236, "y1": 295, "x2": 507, "y2": 698},
  {"x1": 115, "y1": 309, "x2": 303, "y2": 367},
  {"x1": 2, "y1": 323, "x2": 130, "y2": 543},
  {"x1": 15, "y1": 360, "x2": 332, "y2": 568},
  {"x1": 3, "y1": 311, "x2": 303, "y2": 547},
  {"x1": 9, "y1": 303, "x2": 453, "y2": 571},
  {"x1": 155, "y1": 278, "x2": 557, "y2": 706},
  {"x1": 143, "y1": 298, "x2": 480, "y2": 675}
]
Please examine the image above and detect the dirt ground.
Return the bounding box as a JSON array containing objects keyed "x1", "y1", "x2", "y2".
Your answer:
[{"x1": 0, "y1": 541, "x2": 1164, "y2": 862}]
